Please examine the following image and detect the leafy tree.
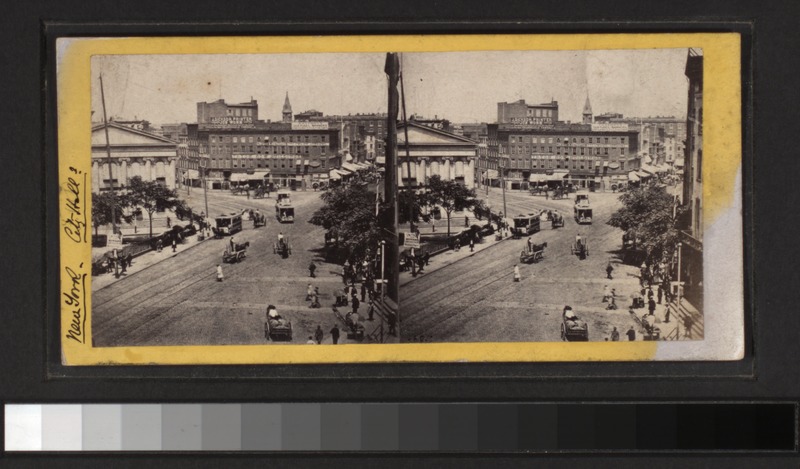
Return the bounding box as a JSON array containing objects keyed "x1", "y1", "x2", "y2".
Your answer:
[
  {"x1": 607, "y1": 184, "x2": 684, "y2": 267},
  {"x1": 421, "y1": 175, "x2": 482, "y2": 238},
  {"x1": 309, "y1": 179, "x2": 391, "y2": 262},
  {"x1": 397, "y1": 188, "x2": 424, "y2": 226},
  {"x1": 91, "y1": 191, "x2": 120, "y2": 237},
  {"x1": 124, "y1": 176, "x2": 183, "y2": 239}
]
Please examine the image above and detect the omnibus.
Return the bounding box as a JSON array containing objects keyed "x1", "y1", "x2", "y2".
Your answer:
[
  {"x1": 214, "y1": 213, "x2": 243, "y2": 236},
  {"x1": 511, "y1": 213, "x2": 541, "y2": 238},
  {"x1": 276, "y1": 205, "x2": 295, "y2": 223}
]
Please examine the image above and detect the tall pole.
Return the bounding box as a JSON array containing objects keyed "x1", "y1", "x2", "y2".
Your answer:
[
  {"x1": 202, "y1": 165, "x2": 210, "y2": 231},
  {"x1": 383, "y1": 53, "x2": 400, "y2": 304},
  {"x1": 99, "y1": 73, "x2": 117, "y2": 236},
  {"x1": 676, "y1": 242, "x2": 683, "y2": 306},
  {"x1": 399, "y1": 54, "x2": 415, "y2": 233}
]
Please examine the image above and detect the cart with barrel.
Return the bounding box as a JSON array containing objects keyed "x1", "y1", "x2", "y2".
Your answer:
[
  {"x1": 560, "y1": 306, "x2": 589, "y2": 341},
  {"x1": 520, "y1": 241, "x2": 547, "y2": 264},
  {"x1": 222, "y1": 241, "x2": 249, "y2": 263},
  {"x1": 264, "y1": 305, "x2": 293, "y2": 341}
]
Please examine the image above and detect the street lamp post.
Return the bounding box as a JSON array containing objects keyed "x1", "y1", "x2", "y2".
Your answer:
[{"x1": 500, "y1": 159, "x2": 507, "y2": 223}]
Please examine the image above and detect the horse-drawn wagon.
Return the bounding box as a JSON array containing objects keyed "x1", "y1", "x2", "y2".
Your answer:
[
  {"x1": 571, "y1": 237, "x2": 589, "y2": 259},
  {"x1": 222, "y1": 241, "x2": 249, "y2": 263},
  {"x1": 264, "y1": 305, "x2": 293, "y2": 341},
  {"x1": 520, "y1": 242, "x2": 547, "y2": 264},
  {"x1": 560, "y1": 306, "x2": 589, "y2": 341},
  {"x1": 273, "y1": 237, "x2": 292, "y2": 258}
]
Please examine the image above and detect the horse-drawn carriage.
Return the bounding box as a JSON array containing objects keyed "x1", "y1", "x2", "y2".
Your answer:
[
  {"x1": 333, "y1": 306, "x2": 365, "y2": 341},
  {"x1": 273, "y1": 237, "x2": 292, "y2": 258},
  {"x1": 252, "y1": 211, "x2": 267, "y2": 228},
  {"x1": 571, "y1": 237, "x2": 589, "y2": 259},
  {"x1": 551, "y1": 211, "x2": 564, "y2": 228},
  {"x1": 264, "y1": 305, "x2": 293, "y2": 341},
  {"x1": 253, "y1": 185, "x2": 269, "y2": 199},
  {"x1": 560, "y1": 306, "x2": 589, "y2": 341},
  {"x1": 223, "y1": 241, "x2": 250, "y2": 263},
  {"x1": 520, "y1": 242, "x2": 547, "y2": 264}
]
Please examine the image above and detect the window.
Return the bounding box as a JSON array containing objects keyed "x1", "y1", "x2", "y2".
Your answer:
[
  {"x1": 233, "y1": 137, "x2": 238, "y2": 143},
  {"x1": 604, "y1": 138, "x2": 609, "y2": 144},
  {"x1": 697, "y1": 149, "x2": 702, "y2": 182},
  {"x1": 549, "y1": 146, "x2": 553, "y2": 153},
  {"x1": 581, "y1": 138, "x2": 585, "y2": 143},
  {"x1": 249, "y1": 137, "x2": 254, "y2": 143}
]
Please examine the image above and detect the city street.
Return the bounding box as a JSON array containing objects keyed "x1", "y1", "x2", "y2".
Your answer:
[
  {"x1": 400, "y1": 187, "x2": 653, "y2": 343},
  {"x1": 91, "y1": 188, "x2": 377, "y2": 346}
]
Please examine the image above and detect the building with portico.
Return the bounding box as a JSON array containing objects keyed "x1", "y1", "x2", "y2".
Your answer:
[
  {"x1": 90, "y1": 122, "x2": 179, "y2": 194},
  {"x1": 396, "y1": 122, "x2": 478, "y2": 189}
]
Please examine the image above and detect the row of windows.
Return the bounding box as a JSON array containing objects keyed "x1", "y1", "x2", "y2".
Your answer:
[
  {"x1": 506, "y1": 159, "x2": 626, "y2": 171},
  {"x1": 510, "y1": 136, "x2": 626, "y2": 145},
  {"x1": 526, "y1": 108, "x2": 554, "y2": 117},
  {"x1": 226, "y1": 107, "x2": 254, "y2": 117},
  {"x1": 209, "y1": 159, "x2": 326, "y2": 170},
  {"x1": 507, "y1": 146, "x2": 627, "y2": 156},
  {"x1": 210, "y1": 135, "x2": 327, "y2": 144},
  {"x1": 209, "y1": 145, "x2": 327, "y2": 156}
]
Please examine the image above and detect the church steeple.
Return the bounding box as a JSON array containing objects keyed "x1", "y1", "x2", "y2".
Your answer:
[
  {"x1": 282, "y1": 92, "x2": 293, "y2": 123},
  {"x1": 582, "y1": 95, "x2": 593, "y2": 124}
]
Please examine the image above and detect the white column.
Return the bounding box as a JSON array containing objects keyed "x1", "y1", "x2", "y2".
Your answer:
[
  {"x1": 120, "y1": 159, "x2": 128, "y2": 187},
  {"x1": 418, "y1": 158, "x2": 427, "y2": 184},
  {"x1": 467, "y1": 158, "x2": 476, "y2": 189},
  {"x1": 444, "y1": 158, "x2": 451, "y2": 181},
  {"x1": 91, "y1": 160, "x2": 100, "y2": 193},
  {"x1": 397, "y1": 163, "x2": 404, "y2": 187},
  {"x1": 145, "y1": 159, "x2": 152, "y2": 181}
]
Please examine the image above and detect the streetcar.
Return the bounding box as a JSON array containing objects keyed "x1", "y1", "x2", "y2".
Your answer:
[
  {"x1": 213, "y1": 213, "x2": 243, "y2": 236},
  {"x1": 275, "y1": 188, "x2": 295, "y2": 223},
  {"x1": 511, "y1": 213, "x2": 541, "y2": 238}
]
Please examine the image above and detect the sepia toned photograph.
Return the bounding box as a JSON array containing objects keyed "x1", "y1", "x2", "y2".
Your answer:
[
  {"x1": 87, "y1": 53, "x2": 398, "y2": 348},
  {"x1": 58, "y1": 34, "x2": 742, "y2": 364},
  {"x1": 396, "y1": 49, "x2": 706, "y2": 345}
]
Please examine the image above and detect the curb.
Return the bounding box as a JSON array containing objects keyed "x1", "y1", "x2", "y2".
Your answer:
[{"x1": 400, "y1": 237, "x2": 512, "y2": 287}]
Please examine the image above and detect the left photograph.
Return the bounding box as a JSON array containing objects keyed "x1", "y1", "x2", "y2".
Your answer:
[{"x1": 86, "y1": 53, "x2": 398, "y2": 348}]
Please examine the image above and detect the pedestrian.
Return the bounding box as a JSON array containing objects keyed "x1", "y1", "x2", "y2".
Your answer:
[
  {"x1": 603, "y1": 285, "x2": 611, "y2": 303},
  {"x1": 465, "y1": 214, "x2": 469, "y2": 227},
  {"x1": 684, "y1": 316, "x2": 694, "y2": 339},
  {"x1": 664, "y1": 304, "x2": 671, "y2": 323},
  {"x1": 387, "y1": 311, "x2": 397, "y2": 336},
  {"x1": 606, "y1": 261, "x2": 614, "y2": 280},
  {"x1": 172, "y1": 237, "x2": 177, "y2": 253},
  {"x1": 454, "y1": 239, "x2": 460, "y2": 252},
  {"x1": 308, "y1": 261, "x2": 317, "y2": 278},
  {"x1": 423, "y1": 251, "x2": 431, "y2": 266},
  {"x1": 330, "y1": 325, "x2": 340, "y2": 344},
  {"x1": 167, "y1": 216, "x2": 171, "y2": 228},
  {"x1": 648, "y1": 297, "x2": 656, "y2": 315},
  {"x1": 306, "y1": 336, "x2": 316, "y2": 345},
  {"x1": 156, "y1": 239, "x2": 163, "y2": 252},
  {"x1": 527, "y1": 237, "x2": 532, "y2": 252},
  {"x1": 246, "y1": 187, "x2": 250, "y2": 199},
  {"x1": 216, "y1": 264, "x2": 224, "y2": 282},
  {"x1": 360, "y1": 283, "x2": 367, "y2": 302},
  {"x1": 306, "y1": 283, "x2": 314, "y2": 301},
  {"x1": 513, "y1": 264, "x2": 521, "y2": 282},
  {"x1": 657, "y1": 284, "x2": 663, "y2": 304},
  {"x1": 626, "y1": 326, "x2": 636, "y2": 341},
  {"x1": 469, "y1": 238, "x2": 475, "y2": 252},
  {"x1": 367, "y1": 299, "x2": 375, "y2": 321},
  {"x1": 310, "y1": 291, "x2": 321, "y2": 308},
  {"x1": 611, "y1": 327, "x2": 620, "y2": 341},
  {"x1": 417, "y1": 256, "x2": 425, "y2": 273},
  {"x1": 352, "y1": 295, "x2": 360, "y2": 315},
  {"x1": 230, "y1": 236, "x2": 235, "y2": 253},
  {"x1": 315, "y1": 325, "x2": 324, "y2": 344}
]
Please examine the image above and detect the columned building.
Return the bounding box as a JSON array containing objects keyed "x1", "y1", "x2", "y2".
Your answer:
[
  {"x1": 90, "y1": 122, "x2": 179, "y2": 194},
  {"x1": 397, "y1": 122, "x2": 478, "y2": 189}
]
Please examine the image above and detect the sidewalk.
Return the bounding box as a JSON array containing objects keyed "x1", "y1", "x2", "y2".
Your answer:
[
  {"x1": 399, "y1": 225, "x2": 511, "y2": 287},
  {"x1": 91, "y1": 233, "x2": 208, "y2": 291}
]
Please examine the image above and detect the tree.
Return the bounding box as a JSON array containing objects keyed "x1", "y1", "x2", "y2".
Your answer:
[
  {"x1": 124, "y1": 176, "x2": 183, "y2": 239},
  {"x1": 607, "y1": 184, "x2": 685, "y2": 267},
  {"x1": 422, "y1": 175, "x2": 482, "y2": 238},
  {"x1": 91, "y1": 191, "x2": 119, "y2": 237},
  {"x1": 397, "y1": 188, "x2": 424, "y2": 226},
  {"x1": 309, "y1": 179, "x2": 391, "y2": 262}
]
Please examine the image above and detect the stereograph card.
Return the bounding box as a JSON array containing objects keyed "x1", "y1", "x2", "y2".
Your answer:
[{"x1": 56, "y1": 33, "x2": 744, "y2": 365}]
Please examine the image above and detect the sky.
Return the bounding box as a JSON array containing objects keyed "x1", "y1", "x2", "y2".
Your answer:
[{"x1": 90, "y1": 48, "x2": 690, "y2": 126}]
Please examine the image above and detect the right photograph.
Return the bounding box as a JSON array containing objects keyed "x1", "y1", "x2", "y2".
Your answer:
[{"x1": 397, "y1": 48, "x2": 705, "y2": 344}]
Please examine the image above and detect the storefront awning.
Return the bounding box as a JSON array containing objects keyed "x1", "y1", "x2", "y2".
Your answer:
[
  {"x1": 608, "y1": 162, "x2": 620, "y2": 170},
  {"x1": 183, "y1": 169, "x2": 200, "y2": 179},
  {"x1": 529, "y1": 174, "x2": 548, "y2": 183},
  {"x1": 229, "y1": 171, "x2": 270, "y2": 182},
  {"x1": 637, "y1": 170, "x2": 652, "y2": 178},
  {"x1": 674, "y1": 157, "x2": 685, "y2": 167},
  {"x1": 628, "y1": 171, "x2": 640, "y2": 182},
  {"x1": 375, "y1": 156, "x2": 386, "y2": 165}
]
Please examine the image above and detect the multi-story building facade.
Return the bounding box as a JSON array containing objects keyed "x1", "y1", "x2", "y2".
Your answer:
[
  {"x1": 486, "y1": 122, "x2": 640, "y2": 191},
  {"x1": 679, "y1": 48, "x2": 704, "y2": 308},
  {"x1": 595, "y1": 112, "x2": 687, "y2": 167},
  {"x1": 497, "y1": 99, "x2": 559, "y2": 125},
  {"x1": 296, "y1": 112, "x2": 387, "y2": 162},
  {"x1": 196, "y1": 98, "x2": 259, "y2": 127}
]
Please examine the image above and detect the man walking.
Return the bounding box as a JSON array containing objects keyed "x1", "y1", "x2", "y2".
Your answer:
[
  {"x1": 611, "y1": 327, "x2": 620, "y2": 341},
  {"x1": 352, "y1": 295, "x2": 360, "y2": 316},
  {"x1": 172, "y1": 237, "x2": 177, "y2": 253},
  {"x1": 314, "y1": 325, "x2": 324, "y2": 344},
  {"x1": 606, "y1": 261, "x2": 614, "y2": 280},
  {"x1": 626, "y1": 326, "x2": 636, "y2": 341},
  {"x1": 367, "y1": 299, "x2": 375, "y2": 321},
  {"x1": 308, "y1": 261, "x2": 316, "y2": 278},
  {"x1": 469, "y1": 238, "x2": 475, "y2": 252},
  {"x1": 330, "y1": 324, "x2": 340, "y2": 345},
  {"x1": 216, "y1": 264, "x2": 224, "y2": 282},
  {"x1": 513, "y1": 264, "x2": 521, "y2": 282},
  {"x1": 648, "y1": 297, "x2": 657, "y2": 316},
  {"x1": 657, "y1": 284, "x2": 663, "y2": 304}
]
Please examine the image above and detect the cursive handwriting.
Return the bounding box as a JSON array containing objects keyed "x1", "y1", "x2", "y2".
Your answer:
[
  {"x1": 63, "y1": 171, "x2": 87, "y2": 244},
  {"x1": 64, "y1": 263, "x2": 86, "y2": 344}
]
